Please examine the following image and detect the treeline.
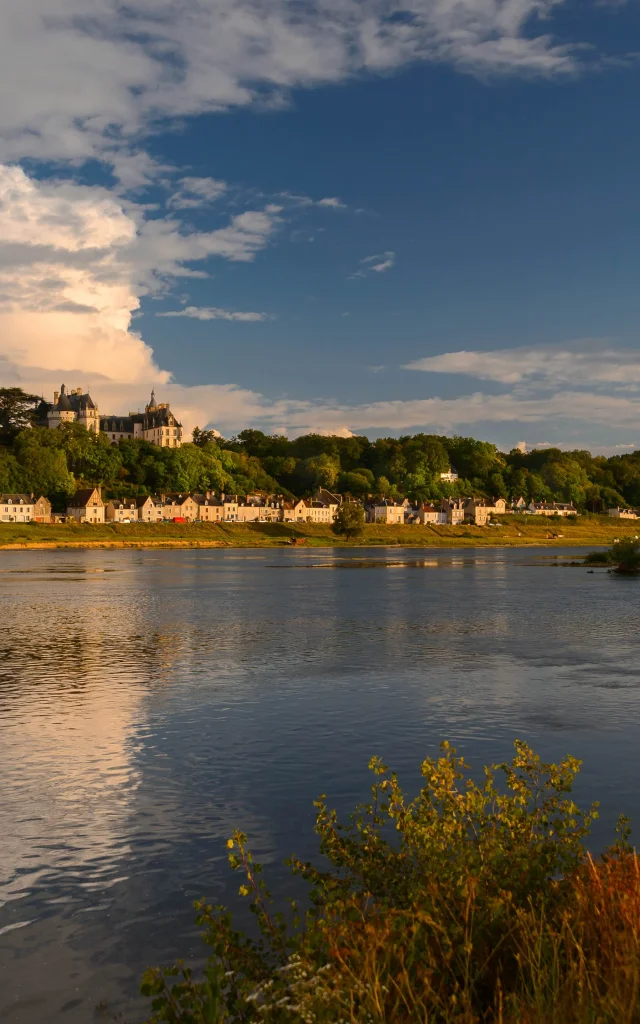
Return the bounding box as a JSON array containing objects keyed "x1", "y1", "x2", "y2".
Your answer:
[
  {"x1": 1, "y1": 388, "x2": 639, "y2": 510},
  {"x1": 218, "y1": 428, "x2": 639, "y2": 511},
  {"x1": 1, "y1": 421, "x2": 639, "y2": 512}
]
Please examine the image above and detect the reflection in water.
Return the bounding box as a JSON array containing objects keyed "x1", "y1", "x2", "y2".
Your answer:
[{"x1": 1, "y1": 547, "x2": 640, "y2": 1023}]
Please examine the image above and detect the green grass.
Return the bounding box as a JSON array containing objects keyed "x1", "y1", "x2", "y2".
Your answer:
[{"x1": 1, "y1": 513, "x2": 639, "y2": 549}]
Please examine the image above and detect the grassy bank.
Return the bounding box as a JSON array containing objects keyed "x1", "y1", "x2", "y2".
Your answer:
[
  {"x1": 1, "y1": 514, "x2": 639, "y2": 550},
  {"x1": 141, "y1": 743, "x2": 640, "y2": 1024}
]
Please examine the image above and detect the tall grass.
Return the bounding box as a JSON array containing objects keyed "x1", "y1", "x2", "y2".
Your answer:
[{"x1": 142, "y1": 742, "x2": 639, "y2": 1022}]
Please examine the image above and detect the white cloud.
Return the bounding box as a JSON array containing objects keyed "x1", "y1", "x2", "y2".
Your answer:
[
  {"x1": 350, "y1": 251, "x2": 396, "y2": 277},
  {"x1": 0, "y1": 163, "x2": 279, "y2": 392},
  {"x1": 267, "y1": 388, "x2": 640, "y2": 436},
  {"x1": 403, "y1": 343, "x2": 640, "y2": 387},
  {"x1": 168, "y1": 177, "x2": 228, "y2": 210},
  {"x1": 0, "y1": 1, "x2": 589, "y2": 172},
  {"x1": 157, "y1": 305, "x2": 269, "y2": 321},
  {"x1": 316, "y1": 197, "x2": 347, "y2": 209},
  {"x1": 2, "y1": 167, "x2": 638, "y2": 450},
  {"x1": 278, "y1": 192, "x2": 348, "y2": 210}
]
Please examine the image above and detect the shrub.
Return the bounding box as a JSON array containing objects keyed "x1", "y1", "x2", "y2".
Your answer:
[
  {"x1": 141, "y1": 742, "x2": 639, "y2": 1023},
  {"x1": 586, "y1": 538, "x2": 640, "y2": 573}
]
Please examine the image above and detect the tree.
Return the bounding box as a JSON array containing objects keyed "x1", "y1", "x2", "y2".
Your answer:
[
  {"x1": 12, "y1": 429, "x2": 75, "y2": 504},
  {"x1": 192, "y1": 427, "x2": 220, "y2": 448},
  {"x1": 0, "y1": 387, "x2": 42, "y2": 443},
  {"x1": 339, "y1": 470, "x2": 373, "y2": 497},
  {"x1": 332, "y1": 502, "x2": 365, "y2": 539}
]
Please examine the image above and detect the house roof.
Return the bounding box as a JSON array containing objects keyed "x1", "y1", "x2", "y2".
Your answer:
[
  {"x1": 69, "y1": 488, "x2": 102, "y2": 507},
  {"x1": 316, "y1": 487, "x2": 342, "y2": 506},
  {"x1": 193, "y1": 494, "x2": 224, "y2": 507},
  {"x1": 0, "y1": 493, "x2": 32, "y2": 504}
]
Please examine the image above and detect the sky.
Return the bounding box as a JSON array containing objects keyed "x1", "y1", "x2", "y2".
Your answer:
[{"x1": 1, "y1": 0, "x2": 640, "y2": 453}]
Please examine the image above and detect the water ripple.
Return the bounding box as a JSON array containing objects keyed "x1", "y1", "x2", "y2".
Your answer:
[{"x1": 1, "y1": 547, "x2": 640, "y2": 1022}]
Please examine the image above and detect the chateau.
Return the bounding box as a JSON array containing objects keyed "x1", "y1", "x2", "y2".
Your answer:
[{"x1": 47, "y1": 386, "x2": 183, "y2": 448}]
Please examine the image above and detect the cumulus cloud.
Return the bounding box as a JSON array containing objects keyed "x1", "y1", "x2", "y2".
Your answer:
[
  {"x1": 0, "y1": 1, "x2": 590, "y2": 172},
  {"x1": 3, "y1": 168, "x2": 638, "y2": 449},
  {"x1": 157, "y1": 305, "x2": 270, "y2": 321},
  {"x1": 350, "y1": 251, "x2": 396, "y2": 278},
  {"x1": 403, "y1": 343, "x2": 640, "y2": 387},
  {"x1": 168, "y1": 177, "x2": 228, "y2": 210},
  {"x1": 0, "y1": 163, "x2": 279, "y2": 392}
]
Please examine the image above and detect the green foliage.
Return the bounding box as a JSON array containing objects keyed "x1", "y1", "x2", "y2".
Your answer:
[
  {"x1": 332, "y1": 501, "x2": 366, "y2": 539},
  {"x1": 137, "y1": 742, "x2": 640, "y2": 1024},
  {"x1": 0, "y1": 387, "x2": 42, "y2": 442},
  {"x1": 220, "y1": 430, "x2": 640, "y2": 509},
  {"x1": 589, "y1": 537, "x2": 640, "y2": 573},
  {"x1": 0, "y1": 424, "x2": 279, "y2": 506}
]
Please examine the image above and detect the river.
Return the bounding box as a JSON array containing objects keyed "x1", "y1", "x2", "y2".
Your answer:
[{"x1": 1, "y1": 547, "x2": 639, "y2": 1022}]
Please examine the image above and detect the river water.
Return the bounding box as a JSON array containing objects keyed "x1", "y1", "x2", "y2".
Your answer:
[{"x1": 1, "y1": 547, "x2": 639, "y2": 1022}]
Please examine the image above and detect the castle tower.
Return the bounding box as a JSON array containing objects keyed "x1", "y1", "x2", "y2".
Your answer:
[{"x1": 47, "y1": 384, "x2": 99, "y2": 432}]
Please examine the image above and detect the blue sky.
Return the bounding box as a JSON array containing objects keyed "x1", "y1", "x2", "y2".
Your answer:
[{"x1": 1, "y1": 0, "x2": 639, "y2": 451}]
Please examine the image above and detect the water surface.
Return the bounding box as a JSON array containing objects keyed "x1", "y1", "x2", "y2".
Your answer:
[{"x1": 1, "y1": 547, "x2": 639, "y2": 1022}]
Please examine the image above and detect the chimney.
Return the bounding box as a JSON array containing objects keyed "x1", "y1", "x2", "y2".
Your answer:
[
  {"x1": 54, "y1": 391, "x2": 59, "y2": 404},
  {"x1": 206, "y1": 490, "x2": 212, "y2": 499}
]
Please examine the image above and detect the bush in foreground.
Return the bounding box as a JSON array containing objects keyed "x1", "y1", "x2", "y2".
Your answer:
[
  {"x1": 586, "y1": 537, "x2": 640, "y2": 573},
  {"x1": 141, "y1": 742, "x2": 639, "y2": 1023}
]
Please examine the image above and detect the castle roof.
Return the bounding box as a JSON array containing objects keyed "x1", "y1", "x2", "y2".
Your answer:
[{"x1": 53, "y1": 384, "x2": 96, "y2": 413}]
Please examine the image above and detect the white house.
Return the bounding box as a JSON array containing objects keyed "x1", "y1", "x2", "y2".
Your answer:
[
  {"x1": 528, "y1": 502, "x2": 578, "y2": 517},
  {"x1": 0, "y1": 494, "x2": 52, "y2": 523},
  {"x1": 608, "y1": 508, "x2": 638, "y2": 519},
  {"x1": 105, "y1": 499, "x2": 138, "y2": 522},
  {"x1": 67, "y1": 487, "x2": 105, "y2": 524},
  {"x1": 442, "y1": 499, "x2": 465, "y2": 525},
  {"x1": 367, "y1": 500, "x2": 405, "y2": 525}
]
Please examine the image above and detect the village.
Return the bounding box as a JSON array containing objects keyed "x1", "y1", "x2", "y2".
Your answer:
[
  {"x1": 2, "y1": 383, "x2": 638, "y2": 527},
  {"x1": 4, "y1": 486, "x2": 631, "y2": 526}
]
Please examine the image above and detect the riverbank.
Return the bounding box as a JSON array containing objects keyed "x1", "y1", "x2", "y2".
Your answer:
[{"x1": 1, "y1": 513, "x2": 638, "y2": 549}]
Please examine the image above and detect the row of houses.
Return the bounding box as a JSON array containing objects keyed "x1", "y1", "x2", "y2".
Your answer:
[
  {"x1": 62, "y1": 487, "x2": 343, "y2": 525},
  {"x1": 368, "y1": 497, "x2": 579, "y2": 525},
  {"x1": 0, "y1": 489, "x2": 584, "y2": 525}
]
